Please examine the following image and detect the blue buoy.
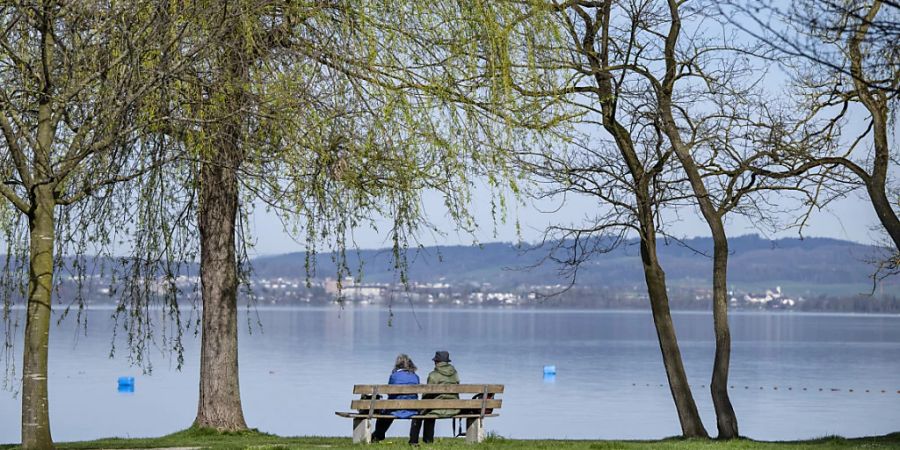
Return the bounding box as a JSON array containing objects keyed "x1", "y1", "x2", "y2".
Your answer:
[
  {"x1": 543, "y1": 365, "x2": 557, "y2": 375},
  {"x1": 117, "y1": 376, "x2": 135, "y2": 393}
]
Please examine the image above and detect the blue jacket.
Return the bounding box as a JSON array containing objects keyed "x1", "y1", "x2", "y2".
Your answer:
[{"x1": 388, "y1": 369, "x2": 420, "y2": 418}]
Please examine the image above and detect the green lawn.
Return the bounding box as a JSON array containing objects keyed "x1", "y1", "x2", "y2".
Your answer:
[{"x1": 4, "y1": 428, "x2": 900, "y2": 450}]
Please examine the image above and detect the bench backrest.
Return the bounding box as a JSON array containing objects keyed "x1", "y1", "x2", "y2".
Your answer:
[{"x1": 351, "y1": 384, "x2": 503, "y2": 413}]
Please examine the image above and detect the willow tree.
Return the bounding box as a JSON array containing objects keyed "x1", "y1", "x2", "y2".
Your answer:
[
  {"x1": 0, "y1": 1, "x2": 194, "y2": 448},
  {"x1": 112, "y1": 1, "x2": 531, "y2": 431}
]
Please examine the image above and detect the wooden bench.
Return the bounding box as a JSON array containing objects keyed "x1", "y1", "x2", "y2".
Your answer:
[{"x1": 335, "y1": 384, "x2": 504, "y2": 444}]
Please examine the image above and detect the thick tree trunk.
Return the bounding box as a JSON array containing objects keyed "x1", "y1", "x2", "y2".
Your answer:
[
  {"x1": 710, "y1": 235, "x2": 738, "y2": 439},
  {"x1": 193, "y1": 143, "x2": 247, "y2": 430},
  {"x1": 639, "y1": 233, "x2": 709, "y2": 438},
  {"x1": 21, "y1": 187, "x2": 55, "y2": 450},
  {"x1": 192, "y1": 6, "x2": 250, "y2": 431}
]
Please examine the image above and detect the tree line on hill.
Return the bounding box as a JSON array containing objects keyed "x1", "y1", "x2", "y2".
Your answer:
[
  {"x1": 1, "y1": 1, "x2": 898, "y2": 447},
  {"x1": 253, "y1": 235, "x2": 895, "y2": 293}
]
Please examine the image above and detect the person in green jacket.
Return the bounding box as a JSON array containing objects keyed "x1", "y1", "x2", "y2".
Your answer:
[{"x1": 410, "y1": 350, "x2": 459, "y2": 444}]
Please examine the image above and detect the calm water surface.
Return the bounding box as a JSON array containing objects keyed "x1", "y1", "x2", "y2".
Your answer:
[{"x1": 1, "y1": 307, "x2": 899, "y2": 443}]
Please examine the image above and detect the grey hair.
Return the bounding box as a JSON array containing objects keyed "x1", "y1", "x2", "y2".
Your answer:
[{"x1": 394, "y1": 353, "x2": 417, "y2": 372}]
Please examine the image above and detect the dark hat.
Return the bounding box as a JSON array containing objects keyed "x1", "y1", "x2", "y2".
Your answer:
[{"x1": 432, "y1": 351, "x2": 451, "y2": 363}]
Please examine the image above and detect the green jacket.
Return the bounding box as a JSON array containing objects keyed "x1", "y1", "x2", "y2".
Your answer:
[{"x1": 424, "y1": 362, "x2": 460, "y2": 417}]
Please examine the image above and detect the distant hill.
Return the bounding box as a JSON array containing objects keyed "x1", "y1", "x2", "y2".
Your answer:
[{"x1": 251, "y1": 235, "x2": 898, "y2": 296}]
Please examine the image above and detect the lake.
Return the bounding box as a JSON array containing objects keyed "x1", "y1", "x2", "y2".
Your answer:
[{"x1": 1, "y1": 307, "x2": 899, "y2": 443}]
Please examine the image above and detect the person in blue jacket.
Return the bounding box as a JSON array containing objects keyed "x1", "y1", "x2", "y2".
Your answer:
[{"x1": 372, "y1": 354, "x2": 420, "y2": 443}]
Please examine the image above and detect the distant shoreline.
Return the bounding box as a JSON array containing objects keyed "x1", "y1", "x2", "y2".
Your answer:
[{"x1": 4, "y1": 303, "x2": 900, "y2": 318}]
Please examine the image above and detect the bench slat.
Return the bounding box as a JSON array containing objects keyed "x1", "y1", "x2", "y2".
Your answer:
[
  {"x1": 336, "y1": 412, "x2": 499, "y2": 419},
  {"x1": 353, "y1": 384, "x2": 504, "y2": 395},
  {"x1": 350, "y1": 399, "x2": 502, "y2": 410}
]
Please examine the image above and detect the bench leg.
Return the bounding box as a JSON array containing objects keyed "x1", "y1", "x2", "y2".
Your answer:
[
  {"x1": 465, "y1": 418, "x2": 484, "y2": 443},
  {"x1": 353, "y1": 418, "x2": 372, "y2": 444}
]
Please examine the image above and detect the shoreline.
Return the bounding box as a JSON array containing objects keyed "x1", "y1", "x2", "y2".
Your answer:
[
  {"x1": 4, "y1": 303, "x2": 900, "y2": 318},
  {"x1": 2, "y1": 428, "x2": 900, "y2": 449}
]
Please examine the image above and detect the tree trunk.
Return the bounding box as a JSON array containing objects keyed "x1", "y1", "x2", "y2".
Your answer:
[
  {"x1": 665, "y1": 126, "x2": 740, "y2": 439},
  {"x1": 639, "y1": 233, "x2": 709, "y2": 438},
  {"x1": 589, "y1": 1, "x2": 707, "y2": 435},
  {"x1": 657, "y1": 2, "x2": 739, "y2": 434},
  {"x1": 21, "y1": 186, "x2": 55, "y2": 450},
  {"x1": 846, "y1": 2, "x2": 900, "y2": 254},
  {"x1": 193, "y1": 140, "x2": 247, "y2": 430},
  {"x1": 192, "y1": 6, "x2": 250, "y2": 431},
  {"x1": 867, "y1": 183, "x2": 900, "y2": 251},
  {"x1": 710, "y1": 235, "x2": 738, "y2": 439},
  {"x1": 865, "y1": 113, "x2": 900, "y2": 252}
]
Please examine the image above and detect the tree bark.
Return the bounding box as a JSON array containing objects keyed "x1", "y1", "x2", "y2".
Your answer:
[
  {"x1": 864, "y1": 112, "x2": 900, "y2": 252},
  {"x1": 710, "y1": 234, "x2": 738, "y2": 438},
  {"x1": 639, "y1": 230, "x2": 710, "y2": 438},
  {"x1": 193, "y1": 135, "x2": 248, "y2": 430},
  {"x1": 848, "y1": 2, "x2": 900, "y2": 254},
  {"x1": 192, "y1": 7, "x2": 250, "y2": 429},
  {"x1": 658, "y1": 0, "x2": 739, "y2": 438},
  {"x1": 21, "y1": 186, "x2": 56, "y2": 450}
]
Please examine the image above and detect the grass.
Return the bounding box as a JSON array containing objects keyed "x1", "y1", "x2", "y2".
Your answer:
[{"x1": 3, "y1": 428, "x2": 900, "y2": 450}]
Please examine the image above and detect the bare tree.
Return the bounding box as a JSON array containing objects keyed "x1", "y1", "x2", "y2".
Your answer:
[
  {"x1": 722, "y1": 0, "x2": 900, "y2": 271},
  {"x1": 532, "y1": 0, "x2": 711, "y2": 437},
  {"x1": 118, "y1": 0, "x2": 532, "y2": 431},
  {"x1": 653, "y1": 1, "x2": 817, "y2": 437}
]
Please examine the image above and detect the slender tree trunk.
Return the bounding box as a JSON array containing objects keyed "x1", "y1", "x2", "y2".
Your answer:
[
  {"x1": 666, "y1": 147, "x2": 739, "y2": 438},
  {"x1": 658, "y1": 1, "x2": 739, "y2": 436},
  {"x1": 639, "y1": 231, "x2": 709, "y2": 438},
  {"x1": 710, "y1": 234, "x2": 738, "y2": 439},
  {"x1": 585, "y1": 1, "x2": 707, "y2": 436},
  {"x1": 21, "y1": 186, "x2": 55, "y2": 450},
  {"x1": 847, "y1": 3, "x2": 900, "y2": 255},
  {"x1": 595, "y1": 93, "x2": 708, "y2": 439},
  {"x1": 665, "y1": 126, "x2": 740, "y2": 439}
]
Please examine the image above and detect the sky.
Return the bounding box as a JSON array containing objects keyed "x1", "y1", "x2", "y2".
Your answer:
[
  {"x1": 242, "y1": 3, "x2": 895, "y2": 257},
  {"x1": 246, "y1": 183, "x2": 887, "y2": 257}
]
